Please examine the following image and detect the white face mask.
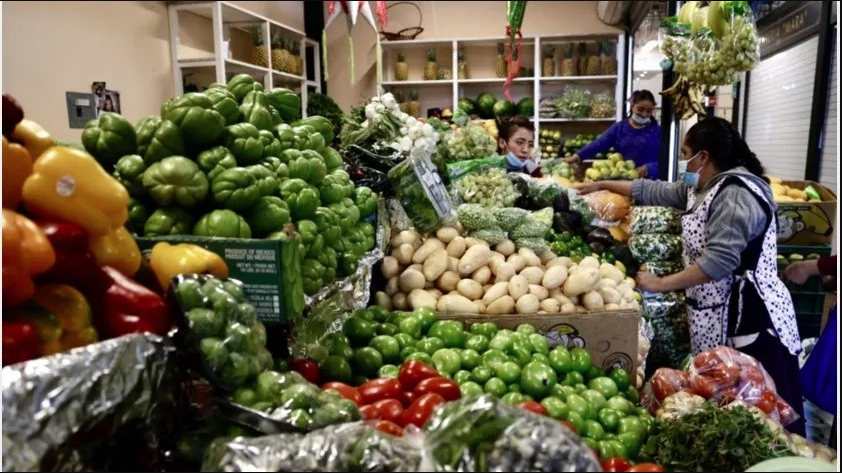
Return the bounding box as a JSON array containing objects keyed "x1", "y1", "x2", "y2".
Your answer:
[{"x1": 631, "y1": 113, "x2": 650, "y2": 125}]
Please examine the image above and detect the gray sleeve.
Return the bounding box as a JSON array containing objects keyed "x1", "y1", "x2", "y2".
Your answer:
[
  {"x1": 631, "y1": 179, "x2": 690, "y2": 209},
  {"x1": 695, "y1": 186, "x2": 768, "y2": 280}
]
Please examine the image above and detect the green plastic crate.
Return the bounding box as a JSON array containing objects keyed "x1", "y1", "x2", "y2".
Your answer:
[{"x1": 777, "y1": 244, "x2": 832, "y2": 339}]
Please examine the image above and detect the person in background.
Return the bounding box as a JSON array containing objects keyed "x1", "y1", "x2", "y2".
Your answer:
[
  {"x1": 498, "y1": 115, "x2": 541, "y2": 177},
  {"x1": 103, "y1": 95, "x2": 115, "y2": 112},
  {"x1": 577, "y1": 117, "x2": 805, "y2": 435},
  {"x1": 565, "y1": 90, "x2": 661, "y2": 179}
]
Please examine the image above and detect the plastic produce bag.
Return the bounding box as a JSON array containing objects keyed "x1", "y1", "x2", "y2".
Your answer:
[
  {"x1": 589, "y1": 94, "x2": 616, "y2": 119},
  {"x1": 629, "y1": 234, "x2": 682, "y2": 262},
  {"x1": 641, "y1": 368, "x2": 693, "y2": 414},
  {"x1": 450, "y1": 163, "x2": 519, "y2": 208},
  {"x1": 659, "y1": 16, "x2": 691, "y2": 65},
  {"x1": 422, "y1": 395, "x2": 602, "y2": 472},
  {"x1": 457, "y1": 203, "x2": 504, "y2": 232},
  {"x1": 510, "y1": 213, "x2": 552, "y2": 240},
  {"x1": 388, "y1": 154, "x2": 458, "y2": 233},
  {"x1": 640, "y1": 261, "x2": 684, "y2": 277},
  {"x1": 579, "y1": 191, "x2": 631, "y2": 223},
  {"x1": 642, "y1": 292, "x2": 691, "y2": 372},
  {"x1": 554, "y1": 88, "x2": 592, "y2": 119},
  {"x1": 514, "y1": 237, "x2": 550, "y2": 254},
  {"x1": 642, "y1": 291, "x2": 686, "y2": 319},
  {"x1": 629, "y1": 206, "x2": 682, "y2": 235},
  {"x1": 470, "y1": 228, "x2": 509, "y2": 246},
  {"x1": 492, "y1": 207, "x2": 530, "y2": 232}
]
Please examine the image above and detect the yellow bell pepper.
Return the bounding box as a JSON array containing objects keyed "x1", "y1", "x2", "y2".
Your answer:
[
  {"x1": 20, "y1": 284, "x2": 98, "y2": 356},
  {"x1": 22, "y1": 146, "x2": 129, "y2": 237},
  {"x1": 89, "y1": 226, "x2": 142, "y2": 277},
  {"x1": 11, "y1": 119, "x2": 55, "y2": 161},
  {"x1": 2, "y1": 137, "x2": 33, "y2": 210},
  {"x1": 33, "y1": 284, "x2": 93, "y2": 333},
  {"x1": 149, "y1": 242, "x2": 229, "y2": 290}
]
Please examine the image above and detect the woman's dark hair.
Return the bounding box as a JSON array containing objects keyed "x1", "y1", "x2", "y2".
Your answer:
[
  {"x1": 685, "y1": 117, "x2": 765, "y2": 178},
  {"x1": 630, "y1": 89, "x2": 656, "y2": 106},
  {"x1": 497, "y1": 115, "x2": 534, "y2": 142}
]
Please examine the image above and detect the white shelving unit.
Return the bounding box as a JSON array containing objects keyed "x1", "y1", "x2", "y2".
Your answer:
[
  {"x1": 378, "y1": 33, "x2": 626, "y2": 137},
  {"x1": 167, "y1": 1, "x2": 320, "y2": 117}
]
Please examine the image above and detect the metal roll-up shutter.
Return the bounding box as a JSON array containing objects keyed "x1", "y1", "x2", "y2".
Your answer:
[
  {"x1": 745, "y1": 36, "x2": 819, "y2": 181},
  {"x1": 819, "y1": 30, "x2": 837, "y2": 195}
]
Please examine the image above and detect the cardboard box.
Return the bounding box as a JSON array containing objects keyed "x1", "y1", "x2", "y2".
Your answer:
[
  {"x1": 776, "y1": 181, "x2": 837, "y2": 246},
  {"x1": 135, "y1": 236, "x2": 303, "y2": 326},
  {"x1": 438, "y1": 309, "x2": 641, "y2": 374}
]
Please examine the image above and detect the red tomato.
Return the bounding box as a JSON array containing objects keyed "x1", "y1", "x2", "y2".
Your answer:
[
  {"x1": 290, "y1": 358, "x2": 320, "y2": 385},
  {"x1": 358, "y1": 378, "x2": 403, "y2": 405},
  {"x1": 414, "y1": 377, "x2": 461, "y2": 401},
  {"x1": 602, "y1": 457, "x2": 633, "y2": 472},
  {"x1": 740, "y1": 366, "x2": 766, "y2": 389},
  {"x1": 371, "y1": 399, "x2": 404, "y2": 424},
  {"x1": 627, "y1": 463, "x2": 666, "y2": 472},
  {"x1": 321, "y1": 382, "x2": 363, "y2": 406},
  {"x1": 400, "y1": 391, "x2": 418, "y2": 408},
  {"x1": 692, "y1": 351, "x2": 723, "y2": 371},
  {"x1": 517, "y1": 401, "x2": 548, "y2": 416},
  {"x1": 398, "y1": 360, "x2": 439, "y2": 391},
  {"x1": 718, "y1": 386, "x2": 740, "y2": 404},
  {"x1": 708, "y1": 365, "x2": 741, "y2": 388},
  {"x1": 690, "y1": 374, "x2": 717, "y2": 399},
  {"x1": 359, "y1": 404, "x2": 379, "y2": 420},
  {"x1": 559, "y1": 420, "x2": 578, "y2": 434},
  {"x1": 650, "y1": 369, "x2": 689, "y2": 402},
  {"x1": 755, "y1": 390, "x2": 777, "y2": 414},
  {"x1": 373, "y1": 419, "x2": 404, "y2": 437},
  {"x1": 401, "y1": 393, "x2": 445, "y2": 428}
]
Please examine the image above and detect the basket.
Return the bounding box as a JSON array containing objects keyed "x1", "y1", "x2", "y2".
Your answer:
[{"x1": 380, "y1": 2, "x2": 424, "y2": 41}]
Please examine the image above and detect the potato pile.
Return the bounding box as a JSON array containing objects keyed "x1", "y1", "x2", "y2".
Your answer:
[
  {"x1": 769, "y1": 177, "x2": 823, "y2": 203},
  {"x1": 376, "y1": 226, "x2": 641, "y2": 315}
]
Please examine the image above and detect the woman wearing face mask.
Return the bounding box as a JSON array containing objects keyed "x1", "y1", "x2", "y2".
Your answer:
[
  {"x1": 565, "y1": 90, "x2": 661, "y2": 179},
  {"x1": 578, "y1": 117, "x2": 805, "y2": 435},
  {"x1": 498, "y1": 115, "x2": 542, "y2": 177}
]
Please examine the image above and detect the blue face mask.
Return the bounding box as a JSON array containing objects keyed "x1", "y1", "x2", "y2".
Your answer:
[
  {"x1": 679, "y1": 151, "x2": 703, "y2": 189},
  {"x1": 506, "y1": 152, "x2": 527, "y2": 169},
  {"x1": 631, "y1": 113, "x2": 650, "y2": 126}
]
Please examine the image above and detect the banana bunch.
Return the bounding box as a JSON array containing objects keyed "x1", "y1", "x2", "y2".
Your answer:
[{"x1": 661, "y1": 75, "x2": 713, "y2": 120}]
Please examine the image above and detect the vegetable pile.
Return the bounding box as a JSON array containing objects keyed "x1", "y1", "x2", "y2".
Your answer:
[
  {"x1": 562, "y1": 134, "x2": 597, "y2": 158},
  {"x1": 584, "y1": 152, "x2": 638, "y2": 181},
  {"x1": 554, "y1": 88, "x2": 592, "y2": 119},
  {"x1": 452, "y1": 167, "x2": 519, "y2": 208},
  {"x1": 438, "y1": 121, "x2": 497, "y2": 162},
  {"x1": 538, "y1": 128, "x2": 562, "y2": 159}
]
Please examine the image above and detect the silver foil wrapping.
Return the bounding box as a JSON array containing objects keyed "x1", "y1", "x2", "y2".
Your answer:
[{"x1": 2, "y1": 333, "x2": 174, "y2": 472}]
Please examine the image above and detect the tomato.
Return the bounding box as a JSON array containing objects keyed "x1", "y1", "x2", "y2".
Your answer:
[
  {"x1": 690, "y1": 374, "x2": 716, "y2": 398},
  {"x1": 602, "y1": 458, "x2": 632, "y2": 472},
  {"x1": 400, "y1": 391, "x2": 418, "y2": 408},
  {"x1": 692, "y1": 351, "x2": 724, "y2": 371},
  {"x1": 517, "y1": 401, "x2": 548, "y2": 416},
  {"x1": 739, "y1": 366, "x2": 766, "y2": 389},
  {"x1": 359, "y1": 404, "x2": 379, "y2": 420},
  {"x1": 321, "y1": 382, "x2": 362, "y2": 406},
  {"x1": 373, "y1": 419, "x2": 404, "y2": 437},
  {"x1": 358, "y1": 378, "x2": 403, "y2": 405},
  {"x1": 627, "y1": 463, "x2": 666, "y2": 472},
  {"x1": 414, "y1": 377, "x2": 461, "y2": 401},
  {"x1": 707, "y1": 365, "x2": 741, "y2": 388},
  {"x1": 290, "y1": 358, "x2": 320, "y2": 385},
  {"x1": 401, "y1": 393, "x2": 445, "y2": 428},
  {"x1": 371, "y1": 399, "x2": 404, "y2": 424},
  {"x1": 718, "y1": 386, "x2": 740, "y2": 404},
  {"x1": 398, "y1": 359, "x2": 439, "y2": 391},
  {"x1": 755, "y1": 390, "x2": 777, "y2": 414},
  {"x1": 559, "y1": 420, "x2": 578, "y2": 434}
]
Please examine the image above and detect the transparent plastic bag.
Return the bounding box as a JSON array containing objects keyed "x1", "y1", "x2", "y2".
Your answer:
[
  {"x1": 457, "y1": 203, "x2": 504, "y2": 232},
  {"x1": 388, "y1": 154, "x2": 458, "y2": 233},
  {"x1": 173, "y1": 274, "x2": 273, "y2": 391},
  {"x1": 629, "y1": 234, "x2": 682, "y2": 262},
  {"x1": 470, "y1": 228, "x2": 509, "y2": 246},
  {"x1": 451, "y1": 165, "x2": 519, "y2": 208},
  {"x1": 554, "y1": 88, "x2": 592, "y2": 119},
  {"x1": 683, "y1": 3, "x2": 760, "y2": 86},
  {"x1": 642, "y1": 292, "x2": 691, "y2": 371},
  {"x1": 514, "y1": 237, "x2": 550, "y2": 254},
  {"x1": 655, "y1": 391, "x2": 707, "y2": 421},
  {"x1": 493, "y1": 207, "x2": 530, "y2": 232},
  {"x1": 629, "y1": 206, "x2": 682, "y2": 235},
  {"x1": 510, "y1": 214, "x2": 551, "y2": 239},
  {"x1": 579, "y1": 190, "x2": 631, "y2": 222},
  {"x1": 640, "y1": 261, "x2": 684, "y2": 277},
  {"x1": 659, "y1": 16, "x2": 692, "y2": 64},
  {"x1": 589, "y1": 94, "x2": 616, "y2": 119},
  {"x1": 641, "y1": 368, "x2": 693, "y2": 414}
]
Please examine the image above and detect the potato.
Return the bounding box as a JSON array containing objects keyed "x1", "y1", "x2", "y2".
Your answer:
[
  {"x1": 458, "y1": 244, "x2": 492, "y2": 275},
  {"x1": 392, "y1": 293, "x2": 408, "y2": 310},
  {"x1": 446, "y1": 236, "x2": 467, "y2": 258},
  {"x1": 605, "y1": 303, "x2": 620, "y2": 311},
  {"x1": 487, "y1": 253, "x2": 506, "y2": 272},
  {"x1": 472, "y1": 266, "x2": 492, "y2": 285},
  {"x1": 563, "y1": 266, "x2": 600, "y2": 296},
  {"x1": 436, "y1": 227, "x2": 459, "y2": 244},
  {"x1": 495, "y1": 240, "x2": 516, "y2": 256},
  {"x1": 394, "y1": 244, "x2": 414, "y2": 265},
  {"x1": 580, "y1": 256, "x2": 601, "y2": 269},
  {"x1": 385, "y1": 277, "x2": 400, "y2": 296},
  {"x1": 409, "y1": 289, "x2": 438, "y2": 310},
  {"x1": 582, "y1": 291, "x2": 605, "y2": 311},
  {"x1": 482, "y1": 282, "x2": 510, "y2": 305},
  {"x1": 399, "y1": 268, "x2": 426, "y2": 293},
  {"x1": 540, "y1": 298, "x2": 561, "y2": 313},
  {"x1": 598, "y1": 287, "x2": 621, "y2": 305},
  {"x1": 516, "y1": 294, "x2": 540, "y2": 314},
  {"x1": 507, "y1": 254, "x2": 526, "y2": 272},
  {"x1": 538, "y1": 250, "x2": 556, "y2": 265},
  {"x1": 453, "y1": 221, "x2": 464, "y2": 233},
  {"x1": 381, "y1": 256, "x2": 402, "y2": 280},
  {"x1": 465, "y1": 237, "x2": 485, "y2": 248},
  {"x1": 391, "y1": 230, "x2": 419, "y2": 248},
  {"x1": 542, "y1": 265, "x2": 568, "y2": 289},
  {"x1": 482, "y1": 284, "x2": 493, "y2": 293},
  {"x1": 494, "y1": 263, "x2": 516, "y2": 283},
  {"x1": 447, "y1": 256, "x2": 460, "y2": 273},
  {"x1": 437, "y1": 294, "x2": 479, "y2": 314},
  {"x1": 375, "y1": 291, "x2": 393, "y2": 309},
  {"x1": 473, "y1": 300, "x2": 487, "y2": 313},
  {"x1": 518, "y1": 248, "x2": 541, "y2": 267},
  {"x1": 486, "y1": 295, "x2": 516, "y2": 314},
  {"x1": 423, "y1": 249, "x2": 449, "y2": 281},
  {"x1": 429, "y1": 289, "x2": 443, "y2": 299},
  {"x1": 520, "y1": 267, "x2": 544, "y2": 285},
  {"x1": 576, "y1": 305, "x2": 587, "y2": 313},
  {"x1": 561, "y1": 302, "x2": 576, "y2": 314},
  {"x1": 594, "y1": 278, "x2": 618, "y2": 290},
  {"x1": 409, "y1": 263, "x2": 423, "y2": 274},
  {"x1": 568, "y1": 295, "x2": 580, "y2": 305},
  {"x1": 547, "y1": 257, "x2": 574, "y2": 269},
  {"x1": 424, "y1": 280, "x2": 435, "y2": 289},
  {"x1": 529, "y1": 284, "x2": 549, "y2": 301},
  {"x1": 437, "y1": 271, "x2": 461, "y2": 292},
  {"x1": 457, "y1": 279, "x2": 484, "y2": 300},
  {"x1": 508, "y1": 275, "x2": 529, "y2": 300},
  {"x1": 413, "y1": 238, "x2": 445, "y2": 264},
  {"x1": 599, "y1": 263, "x2": 625, "y2": 283}
]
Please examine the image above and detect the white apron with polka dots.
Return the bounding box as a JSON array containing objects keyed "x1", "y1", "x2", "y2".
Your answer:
[{"x1": 681, "y1": 174, "x2": 801, "y2": 356}]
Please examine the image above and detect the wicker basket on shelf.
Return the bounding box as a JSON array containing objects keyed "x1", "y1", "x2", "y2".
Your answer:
[{"x1": 379, "y1": 2, "x2": 424, "y2": 41}]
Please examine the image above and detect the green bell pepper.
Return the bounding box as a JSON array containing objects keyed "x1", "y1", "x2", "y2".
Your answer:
[
  {"x1": 197, "y1": 146, "x2": 237, "y2": 182},
  {"x1": 301, "y1": 258, "x2": 326, "y2": 295},
  {"x1": 260, "y1": 156, "x2": 289, "y2": 181},
  {"x1": 239, "y1": 91, "x2": 276, "y2": 131},
  {"x1": 318, "y1": 247, "x2": 338, "y2": 284},
  {"x1": 246, "y1": 196, "x2": 290, "y2": 237},
  {"x1": 322, "y1": 147, "x2": 344, "y2": 172},
  {"x1": 273, "y1": 124, "x2": 296, "y2": 151},
  {"x1": 337, "y1": 252, "x2": 359, "y2": 277},
  {"x1": 313, "y1": 207, "x2": 342, "y2": 246},
  {"x1": 225, "y1": 123, "x2": 264, "y2": 165},
  {"x1": 355, "y1": 221, "x2": 376, "y2": 252},
  {"x1": 163, "y1": 92, "x2": 226, "y2": 146},
  {"x1": 143, "y1": 207, "x2": 194, "y2": 237},
  {"x1": 327, "y1": 199, "x2": 359, "y2": 232},
  {"x1": 246, "y1": 164, "x2": 279, "y2": 197},
  {"x1": 279, "y1": 178, "x2": 320, "y2": 221},
  {"x1": 193, "y1": 209, "x2": 252, "y2": 238},
  {"x1": 227, "y1": 74, "x2": 264, "y2": 103},
  {"x1": 211, "y1": 167, "x2": 260, "y2": 211},
  {"x1": 342, "y1": 198, "x2": 361, "y2": 227},
  {"x1": 353, "y1": 186, "x2": 378, "y2": 220},
  {"x1": 205, "y1": 86, "x2": 241, "y2": 126},
  {"x1": 265, "y1": 87, "x2": 301, "y2": 123},
  {"x1": 258, "y1": 130, "x2": 283, "y2": 159},
  {"x1": 125, "y1": 197, "x2": 151, "y2": 235},
  {"x1": 281, "y1": 149, "x2": 327, "y2": 185},
  {"x1": 291, "y1": 116, "x2": 334, "y2": 144},
  {"x1": 142, "y1": 156, "x2": 209, "y2": 208},
  {"x1": 113, "y1": 154, "x2": 146, "y2": 197},
  {"x1": 135, "y1": 116, "x2": 186, "y2": 165},
  {"x1": 81, "y1": 111, "x2": 137, "y2": 168},
  {"x1": 342, "y1": 226, "x2": 367, "y2": 257}
]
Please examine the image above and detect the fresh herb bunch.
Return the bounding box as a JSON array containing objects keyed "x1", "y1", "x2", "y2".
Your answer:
[
  {"x1": 640, "y1": 401, "x2": 793, "y2": 472},
  {"x1": 306, "y1": 92, "x2": 343, "y2": 142}
]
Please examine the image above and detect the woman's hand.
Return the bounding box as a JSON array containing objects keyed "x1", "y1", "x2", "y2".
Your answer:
[
  {"x1": 563, "y1": 154, "x2": 582, "y2": 164},
  {"x1": 784, "y1": 260, "x2": 820, "y2": 285},
  {"x1": 636, "y1": 271, "x2": 665, "y2": 293},
  {"x1": 636, "y1": 165, "x2": 649, "y2": 178},
  {"x1": 576, "y1": 182, "x2": 602, "y2": 195}
]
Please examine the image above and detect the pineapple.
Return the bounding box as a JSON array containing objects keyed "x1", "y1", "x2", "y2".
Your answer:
[
  {"x1": 291, "y1": 41, "x2": 303, "y2": 76},
  {"x1": 542, "y1": 45, "x2": 556, "y2": 77},
  {"x1": 249, "y1": 24, "x2": 269, "y2": 68},
  {"x1": 396, "y1": 92, "x2": 407, "y2": 113},
  {"x1": 270, "y1": 29, "x2": 283, "y2": 71},
  {"x1": 279, "y1": 38, "x2": 294, "y2": 73},
  {"x1": 495, "y1": 43, "x2": 506, "y2": 78},
  {"x1": 407, "y1": 89, "x2": 421, "y2": 118},
  {"x1": 561, "y1": 43, "x2": 576, "y2": 76},
  {"x1": 586, "y1": 42, "x2": 601, "y2": 76},
  {"x1": 577, "y1": 42, "x2": 588, "y2": 76},
  {"x1": 601, "y1": 41, "x2": 617, "y2": 75},
  {"x1": 394, "y1": 51, "x2": 409, "y2": 81},
  {"x1": 457, "y1": 47, "x2": 468, "y2": 80},
  {"x1": 437, "y1": 67, "x2": 452, "y2": 80},
  {"x1": 424, "y1": 49, "x2": 438, "y2": 81}
]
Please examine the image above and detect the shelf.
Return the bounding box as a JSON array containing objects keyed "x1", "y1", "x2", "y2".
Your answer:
[
  {"x1": 272, "y1": 70, "x2": 305, "y2": 83},
  {"x1": 382, "y1": 80, "x2": 453, "y2": 86},
  {"x1": 540, "y1": 75, "x2": 618, "y2": 83},
  {"x1": 178, "y1": 58, "x2": 278, "y2": 78},
  {"x1": 458, "y1": 78, "x2": 534, "y2": 84},
  {"x1": 538, "y1": 118, "x2": 615, "y2": 123},
  {"x1": 172, "y1": 1, "x2": 304, "y2": 37}
]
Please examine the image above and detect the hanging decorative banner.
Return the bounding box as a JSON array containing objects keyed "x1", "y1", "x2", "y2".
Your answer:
[
  {"x1": 504, "y1": 1, "x2": 528, "y2": 101},
  {"x1": 322, "y1": 1, "x2": 388, "y2": 86}
]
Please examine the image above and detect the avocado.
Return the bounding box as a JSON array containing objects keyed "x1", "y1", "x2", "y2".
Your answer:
[
  {"x1": 515, "y1": 195, "x2": 531, "y2": 210},
  {"x1": 567, "y1": 210, "x2": 583, "y2": 228},
  {"x1": 510, "y1": 175, "x2": 530, "y2": 197},
  {"x1": 581, "y1": 225, "x2": 598, "y2": 238},
  {"x1": 553, "y1": 212, "x2": 572, "y2": 234},
  {"x1": 588, "y1": 242, "x2": 607, "y2": 255},
  {"x1": 553, "y1": 193, "x2": 571, "y2": 213},
  {"x1": 532, "y1": 196, "x2": 551, "y2": 210},
  {"x1": 587, "y1": 228, "x2": 616, "y2": 247}
]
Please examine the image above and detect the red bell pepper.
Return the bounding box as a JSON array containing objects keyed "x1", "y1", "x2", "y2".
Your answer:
[
  {"x1": 35, "y1": 220, "x2": 98, "y2": 286},
  {"x1": 88, "y1": 266, "x2": 172, "y2": 338},
  {"x1": 2, "y1": 319, "x2": 39, "y2": 366},
  {"x1": 398, "y1": 359, "x2": 439, "y2": 391},
  {"x1": 290, "y1": 358, "x2": 320, "y2": 385}
]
